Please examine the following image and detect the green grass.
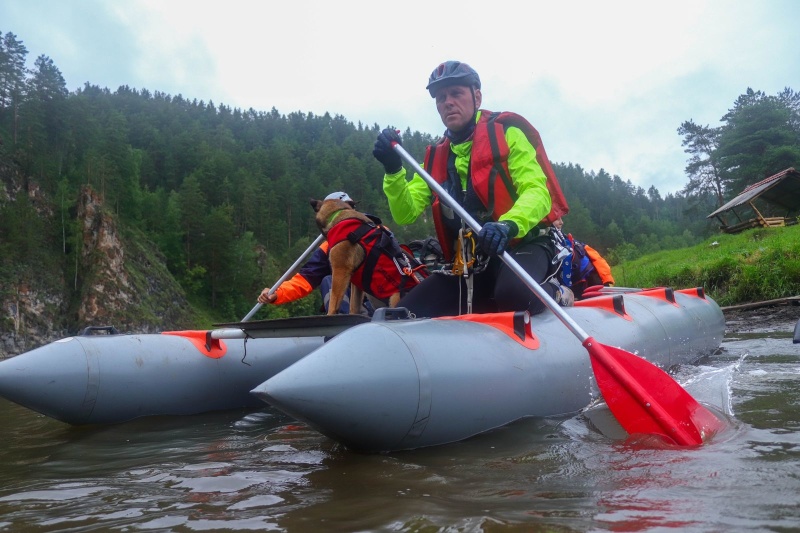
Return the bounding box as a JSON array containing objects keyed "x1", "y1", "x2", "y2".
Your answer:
[{"x1": 612, "y1": 225, "x2": 800, "y2": 306}]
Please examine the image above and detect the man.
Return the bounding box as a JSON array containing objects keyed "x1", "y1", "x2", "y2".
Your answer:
[{"x1": 372, "y1": 61, "x2": 571, "y2": 317}]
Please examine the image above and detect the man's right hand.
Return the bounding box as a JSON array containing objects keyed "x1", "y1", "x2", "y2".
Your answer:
[
  {"x1": 257, "y1": 288, "x2": 278, "y2": 304},
  {"x1": 477, "y1": 221, "x2": 518, "y2": 256},
  {"x1": 372, "y1": 128, "x2": 403, "y2": 174}
]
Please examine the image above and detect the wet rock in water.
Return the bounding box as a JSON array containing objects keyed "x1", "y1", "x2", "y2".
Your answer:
[{"x1": 723, "y1": 302, "x2": 800, "y2": 335}]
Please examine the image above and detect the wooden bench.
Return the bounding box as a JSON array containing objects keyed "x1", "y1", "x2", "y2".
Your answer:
[
  {"x1": 761, "y1": 217, "x2": 786, "y2": 228},
  {"x1": 721, "y1": 216, "x2": 796, "y2": 234}
]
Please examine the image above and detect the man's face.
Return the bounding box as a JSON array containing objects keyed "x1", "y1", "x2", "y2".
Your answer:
[{"x1": 434, "y1": 85, "x2": 481, "y2": 132}]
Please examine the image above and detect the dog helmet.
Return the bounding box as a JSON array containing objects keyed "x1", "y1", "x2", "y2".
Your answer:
[
  {"x1": 426, "y1": 61, "x2": 481, "y2": 97},
  {"x1": 324, "y1": 191, "x2": 353, "y2": 202}
]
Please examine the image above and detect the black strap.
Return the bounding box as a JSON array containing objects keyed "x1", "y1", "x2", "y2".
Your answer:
[
  {"x1": 346, "y1": 221, "x2": 376, "y2": 244},
  {"x1": 365, "y1": 213, "x2": 383, "y2": 226},
  {"x1": 362, "y1": 228, "x2": 424, "y2": 297},
  {"x1": 359, "y1": 230, "x2": 384, "y2": 291}
]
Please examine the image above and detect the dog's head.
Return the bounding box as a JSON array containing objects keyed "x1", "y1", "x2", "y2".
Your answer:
[{"x1": 310, "y1": 198, "x2": 357, "y2": 234}]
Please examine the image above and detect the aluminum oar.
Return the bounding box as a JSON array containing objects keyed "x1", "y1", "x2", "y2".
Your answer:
[{"x1": 240, "y1": 234, "x2": 326, "y2": 322}]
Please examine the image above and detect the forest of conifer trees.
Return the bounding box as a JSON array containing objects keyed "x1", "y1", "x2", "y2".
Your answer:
[{"x1": 1, "y1": 29, "x2": 798, "y2": 322}]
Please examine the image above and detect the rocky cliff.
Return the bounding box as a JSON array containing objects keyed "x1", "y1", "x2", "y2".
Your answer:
[{"x1": 1, "y1": 164, "x2": 196, "y2": 357}]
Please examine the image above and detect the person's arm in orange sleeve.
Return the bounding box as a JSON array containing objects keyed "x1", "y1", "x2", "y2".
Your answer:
[
  {"x1": 257, "y1": 242, "x2": 331, "y2": 305},
  {"x1": 584, "y1": 244, "x2": 615, "y2": 286},
  {"x1": 270, "y1": 274, "x2": 315, "y2": 304}
]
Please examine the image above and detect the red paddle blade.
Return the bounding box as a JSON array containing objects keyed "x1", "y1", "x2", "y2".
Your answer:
[{"x1": 585, "y1": 338, "x2": 726, "y2": 446}]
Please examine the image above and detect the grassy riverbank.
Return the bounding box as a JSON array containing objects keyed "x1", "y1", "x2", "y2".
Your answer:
[{"x1": 611, "y1": 225, "x2": 800, "y2": 307}]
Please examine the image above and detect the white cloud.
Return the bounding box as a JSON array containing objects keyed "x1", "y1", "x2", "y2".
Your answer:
[{"x1": 3, "y1": 0, "x2": 799, "y2": 195}]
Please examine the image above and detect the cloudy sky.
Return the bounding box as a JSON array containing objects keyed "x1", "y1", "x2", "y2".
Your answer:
[{"x1": 3, "y1": 0, "x2": 799, "y2": 194}]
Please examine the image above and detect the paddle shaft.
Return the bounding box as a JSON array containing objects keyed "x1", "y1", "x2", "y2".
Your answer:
[
  {"x1": 392, "y1": 143, "x2": 704, "y2": 445},
  {"x1": 240, "y1": 234, "x2": 326, "y2": 322}
]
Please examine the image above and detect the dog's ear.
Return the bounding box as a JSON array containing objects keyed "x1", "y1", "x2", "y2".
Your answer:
[{"x1": 310, "y1": 198, "x2": 323, "y2": 213}]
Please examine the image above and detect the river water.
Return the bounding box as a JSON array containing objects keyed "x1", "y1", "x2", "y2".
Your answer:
[{"x1": 1, "y1": 309, "x2": 799, "y2": 532}]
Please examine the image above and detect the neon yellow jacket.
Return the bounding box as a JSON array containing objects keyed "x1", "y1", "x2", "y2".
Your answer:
[{"x1": 382, "y1": 111, "x2": 551, "y2": 238}]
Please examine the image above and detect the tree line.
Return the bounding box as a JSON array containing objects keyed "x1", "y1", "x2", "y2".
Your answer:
[
  {"x1": 678, "y1": 88, "x2": 800, "y2": 206},
  {"x1": 1, "y1": 30, "x2": 798, "y2": 322}
]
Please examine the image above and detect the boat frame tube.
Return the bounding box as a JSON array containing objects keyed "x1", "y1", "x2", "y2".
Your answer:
[{"x1": 253, "y1": 289, "x2": 725, "y2": 452}]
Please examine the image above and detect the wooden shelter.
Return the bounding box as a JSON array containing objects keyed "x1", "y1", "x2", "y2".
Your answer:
[{"x1": 707, "y1": 167, "x2": 800, "y2": 234}]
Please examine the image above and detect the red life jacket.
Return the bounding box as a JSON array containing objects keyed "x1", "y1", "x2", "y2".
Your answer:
[
  {"x1": 326, "y1": 217, "x2": 425, "y2": 299},
  {"x1": 424, "y1": 110, "x2": 569, "y2": 260}
]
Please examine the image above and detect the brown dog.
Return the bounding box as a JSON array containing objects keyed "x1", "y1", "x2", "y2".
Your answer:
[{"x1": 311, "y1": 198, "x2": 404, "y2": 315}]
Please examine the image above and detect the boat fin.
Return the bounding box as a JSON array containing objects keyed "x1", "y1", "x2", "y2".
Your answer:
[
  {"x1": 161, "y1": 330, "x2": 228, "y2": 359},
  {"x1": 435, "y1": 311, "x2": 540, "y2": 349},
  {"x1": 638, "y1": 287, "x2": 680, "y2": 307},
  {"x1": 575, "y1": 294, "x2": 632, "y2": 321},
  {"x1": 676, "y1": 287, "x2": 707, "y2": 299}
]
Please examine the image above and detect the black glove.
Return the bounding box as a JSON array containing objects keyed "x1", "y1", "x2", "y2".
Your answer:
[
  {"x1": 373, "y1": 128, "x2": 403, "y2": 174},
  {"x1": 477, "y1": 220, "x2": 519, "y2": 256}
]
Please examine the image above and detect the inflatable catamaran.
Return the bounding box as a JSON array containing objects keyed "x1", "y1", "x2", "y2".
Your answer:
[
  {"x1": 0, "y1": 287, "x2": 724, "y2": 451},
  {"x1": 250, "y1": 287, "x2": 725, "y2": 452}
]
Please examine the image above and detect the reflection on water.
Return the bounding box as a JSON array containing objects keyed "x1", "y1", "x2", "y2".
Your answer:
[{"x1": 1, "y1": 332, "x2": 799, "y2": 531}]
